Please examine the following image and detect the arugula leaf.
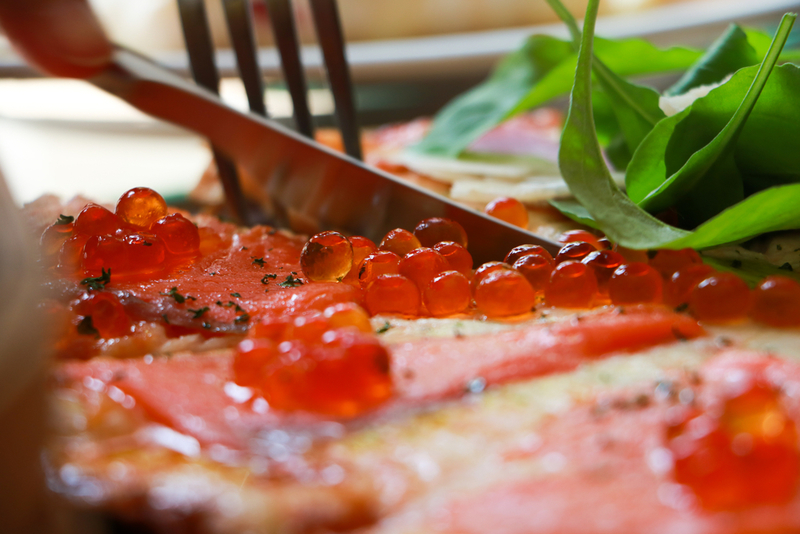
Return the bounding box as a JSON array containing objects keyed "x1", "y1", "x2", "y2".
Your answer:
[
  {"x1": 414, "y1": 33, "x2": 699, "y2": 157},
  {"x1": 413, "y1": 35, "x2": 574, "y2": 156},
  {"x1": 546, "y1": 0, "x2": 666, "y2": 158},
  {"x1": 666, "y1": 25, "x2": 760, "y2": 96},
  {"x1": 627, "y1": 20, "x2": 795, "y2": 226}
]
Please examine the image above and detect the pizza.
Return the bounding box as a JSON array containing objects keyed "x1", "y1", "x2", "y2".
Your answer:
[{"x1": 25, "y1": 164, "x2": 800, "y2": 534}]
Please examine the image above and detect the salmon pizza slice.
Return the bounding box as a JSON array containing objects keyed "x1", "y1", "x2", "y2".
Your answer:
[{"x1": 30, "y1": 186, "x2": 800, "y2": 533}]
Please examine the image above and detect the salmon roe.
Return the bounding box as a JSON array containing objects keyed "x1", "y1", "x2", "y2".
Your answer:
[
  {"x1": 40, "y1": 220, "x2": 74, "y2": 257},
  {"x1": 667, "y1": 381, "x2": 799, "y2": 510},
  {"x1": 82, "y1": 234, "x2": 167, "y2": 278},
  {"x1": 607, "y1": 262, "x2": 663, "y2": 305},
  {"x1": 234, "y1": 330, "x2": 392, "y2": 417},
  {"x1": 581, "y1": 249, "x2": 625, "y2": 293},
  {"x1": 473, "y1": 261, "x2": 512, "y2": 285},
  {"x1": 504, "y1": 244, "x2": 554, "y2": 266},
  {"x1": 558, "y1": 229, "x2": 600, "y2": 249},
  {"x1": 151, "y1": 213, "x2": 201, "y2": 256},
  {"x1": 323, "y1": 302, "x2": 373, "y2": 333},
  {"x1": 398, "y1": 247, "x2": 448, "y2": 289},
  {"x1": 648, "y1": 248, "x2": 702, "y2": 279},
  {"x1": 750, "y1": 276, "x2": 800, "y2": 327},
  {"x1": 73, "y1": 292, "x2": 132, "y2": 339},
  {"x1": 689, "y1": 272, "x2": 751, "y2": 323},
  {"x1": 414, "y1": 217, "x2": 468, "y2": 248},
  {"x1": 300, "y1": 230, "x2": 353, "y2": 282},
  {"x1": 358, "y1": 251, "x2": 401, "y2": 287},
  {"x1": 545, "y1": 261, "x2": 598, "y2": 308},
  {"x1": 664, "y1": 264, "x2": 715, "y2": 308},
  {"x1": 555, "y1": 241, "x2": 596, "y2": 264},
  {"x1": 424, "y1": 270, "x2": 471, "y2": 317},
  {"x1": 513, "y1": 254, "x2": 553, "y2": 293},
  {"x1": 74, "y1": 204, "x2": 123, "y2": 236},
  {"x1": 349, "y1": 236, "x2": 377, "y2": 269},
  {"x1": 474, "y1": 270, "x2": 536, "y2": 317},
  {"x1": 484, "y1": 197, "x2": 528, "y2": 229},
  {"x1": 364, "y1": 274, "x2": 420, "y2": 316},
  {"x1": 379, "y1": 228, "x2": 421, "y2": 257},
  {"x1": 115, "y1": 187, "x2": 168, "y2": 228},
  {"x1": 434, "y1": 241, "x2": 473, "y2": 275}
]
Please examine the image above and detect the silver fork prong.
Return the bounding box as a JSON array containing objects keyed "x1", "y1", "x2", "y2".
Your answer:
[
  {"x1": 222, "y1": 0, "x2": 267, "y2": 116},
  {"x1": 264, "y1": 0, "x2": 315, "y2": 139},
  {"x1": 177, "y1": 0, "x2": 251, "y2": 225},
  {"x1": 308, "y1": 0, "x2": 362, "y2": 160}
]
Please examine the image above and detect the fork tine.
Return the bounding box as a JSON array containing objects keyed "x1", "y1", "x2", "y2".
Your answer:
[
  {"x1": 264, "y1": 0, "x2": 315, "y2": 138},
  {"x1": 222, "y1": 0, "x2": 267, "y2": 116},
  {"x1": 177, "y1": 0, "x2": 251, "y2": 225},
  {"x1": 308, "y1": 0, "x2": 362, "y2": 160}
]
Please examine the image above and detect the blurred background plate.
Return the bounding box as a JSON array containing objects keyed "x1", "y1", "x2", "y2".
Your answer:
[{"x1": 0, "y1": 0, "x2": 796, "y2": 204}]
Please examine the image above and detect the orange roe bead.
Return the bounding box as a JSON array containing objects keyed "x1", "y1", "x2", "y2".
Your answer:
[
  {"x1": 664, "y1": 264, "x2": 715, "y2": 308},
  {"x1": 255, "y1": 330, "x2": 392, "y2": 417},
  {"x1": 668, "y1": 381, "x2": 799, "y2": 510},
  {"x1": 364, "y1": 274, "x2": 420, "y2": 316},
  {"x1": 40, "y1": 222, "x2": 74, "y2": 257},
  {"x1": 198, "y1": 227, "x2": 225, "y2": 256},
  {"x1": 558, "y1": 229, "x2": 600, "y2": 249},
  {"x1": 349, "y1": 236, "x2": 377, "y2": 267},
  {"x1": 513, "y1": 254, "x2": 553, "y2": 293},
  {"x1": 82, "y1": 233, "x2": 167, "y2": 278},
  {"x1": 287, "y1": 312, "x2": 330, "y2": 344},
  {"x1": 504, "y1": 244, "x2": 554, "y2": 266},
  {"x1": 115, "y1": 187, "x2": 168, "y2": 229},
  {"x1": 607, "y1": 262, "x2": 663, "y2": 305},
  {"x1": 473, "y1": 261, "x2": 512, "y2": 286},
  {"x1": 596, "y1": 237, "x2": 613, "y2": 250},
  {"x1": 433, "y1": 241, "x2": 473, "y2": 275},
  {"x1": 689, "y1": 272, "x2": 751, "y2": 323},
  {"x1": 151, "y1": 213, "x2": 200, "y2": 256},
  {"x1": 398, "y1": 247, "x2": 448, "y2": 289},
  {"x1": 300, "y1": 230, "x2": 353, "y2": 282},
  {"x1": 581, "y1": 249, "x2": 625, "y2": 293},
  {"x1": 555, "y1": 241, "x2": 596, "y2": 264},
  {"x1": 74, "y1": 204, "x2": 124, "y2": 237},
  {"x1": 358, "y1": 251, "x2": 401, "y2": 287},
  {"x1": 484, "y1": 196, "x2": 528, "y2": 229},
  {"x1": 323, "y1": 302, "x2": 373, "y2": 333},
  {"x1": 423, "y1": 270, "x2": 471, "y2": 317},
  {"x1": 616, "y1": 246, "x2": 649, "y2": 264},
  {"x1": 474, "y1": 269, "x2": 536, "y2": 317},
  {"x1": 233, "y1": 338, "x2": 277, "y2": 388},
  {"x1": 379, "y1": 228, "x2": 421, "y2": 257},
  {"x1": 414, "y1": 217, "x2": 468, "y2": 248},
  {"x1": 649, "y1": 248, "x2": 702, "y2": 279},
  {"x1": 750, "y1": 276, "x2": 800, "y2": 328},
  {"x1": 58, "y1": 234, "x2": 89, "y2": 273},
  {"x1": 73, "y1": 292, "x2": 132, "y2": 339},
  {"x1": 545, "y1": 261, "x2": 598, "y2": 308}
]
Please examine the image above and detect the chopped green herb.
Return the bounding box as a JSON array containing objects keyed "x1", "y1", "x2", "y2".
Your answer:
[
  {"x1": 215, "y1": 300, "x2": 224, "y2": 306},
  {"x1": 80, "y1": 268, "x2": 111, "y2": 291},
  {"x1": 252, "y1": 257, "x2": 266, "y2": 266},
  {"x1": 241, "y1": 246, "x2": 248, "y2": 251},
  {"x1": 143, "y1": 241, "x2": 153, "y2": 247},
  {"x1": 160, "y1": 287, "x2": 195, "y2": 303},
  {"x1": 780, "y1": 262, "x2": 794, "y2": 271},
  {"x1": 234, "y1": 313, "x2": 251, "y2": 324},
  {"x1": 77, "y1": 316, "x2": 100, "y2": 338},
  {"x1": 161, "y1": 314, "x2": 170, "y2": 324},
  {"x1": 777, "y1": 244, "x2": 783, "y2": 251},
  {"x1": 188, "y1": 306, "x2": 210, "y2": 319},
  {"x1": 234, "y1": 304, "x2": 244, "y2": 313},
  {"x1": 376, "y1": 322, "x2": 392, "y2": 334},
  {"x1": 202, "y1": 322, "x2": 212, "y2": 330},
  {"x1": 278, "y1": 274, "x2": 304, "y2": 288},
  {"x1": 55, "y1": 214, "x2": 74, "y2": 225},
  {"x1": 231, "y1": 292, "x2": 242, "y2": 298},
  {"x1": 731, "y1": 259, "x2": 742, "y2": 268},
  {"x1": 261, "y1": 273, "x2": 277, "y2": 284}
]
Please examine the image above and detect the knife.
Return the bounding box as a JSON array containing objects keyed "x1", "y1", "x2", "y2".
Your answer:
[{"x1": 90, "y1": 47, "x2": 561, "y2": 264}]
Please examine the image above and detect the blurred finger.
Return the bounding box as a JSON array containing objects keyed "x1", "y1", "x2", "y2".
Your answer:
[{"x1": 0, "y1": 0, "x2": 111, "y2": 77}]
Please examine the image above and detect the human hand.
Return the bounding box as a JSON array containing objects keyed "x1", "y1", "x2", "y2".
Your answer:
[{"x1": 0, "y1": 0, "x2": 111, "y2": 77}]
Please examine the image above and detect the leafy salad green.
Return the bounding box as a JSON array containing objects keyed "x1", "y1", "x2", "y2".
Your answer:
[{"x1": 412, "y1": 1, "x2": 800, "y2": 255}]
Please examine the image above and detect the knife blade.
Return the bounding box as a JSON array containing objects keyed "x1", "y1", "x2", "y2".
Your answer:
[{"x1": 90, "y1": 47, "x2": 561, "y2": 263}]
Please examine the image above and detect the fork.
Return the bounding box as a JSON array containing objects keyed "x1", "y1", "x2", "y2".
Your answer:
[{"x1": 176, "y1": 0, "x2": 361, "y2": 224}]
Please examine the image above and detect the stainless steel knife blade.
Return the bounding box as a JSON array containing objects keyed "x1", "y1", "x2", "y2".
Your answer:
[{"x1": 90, "y1": 47, "x2": 561, "y2": 263}]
